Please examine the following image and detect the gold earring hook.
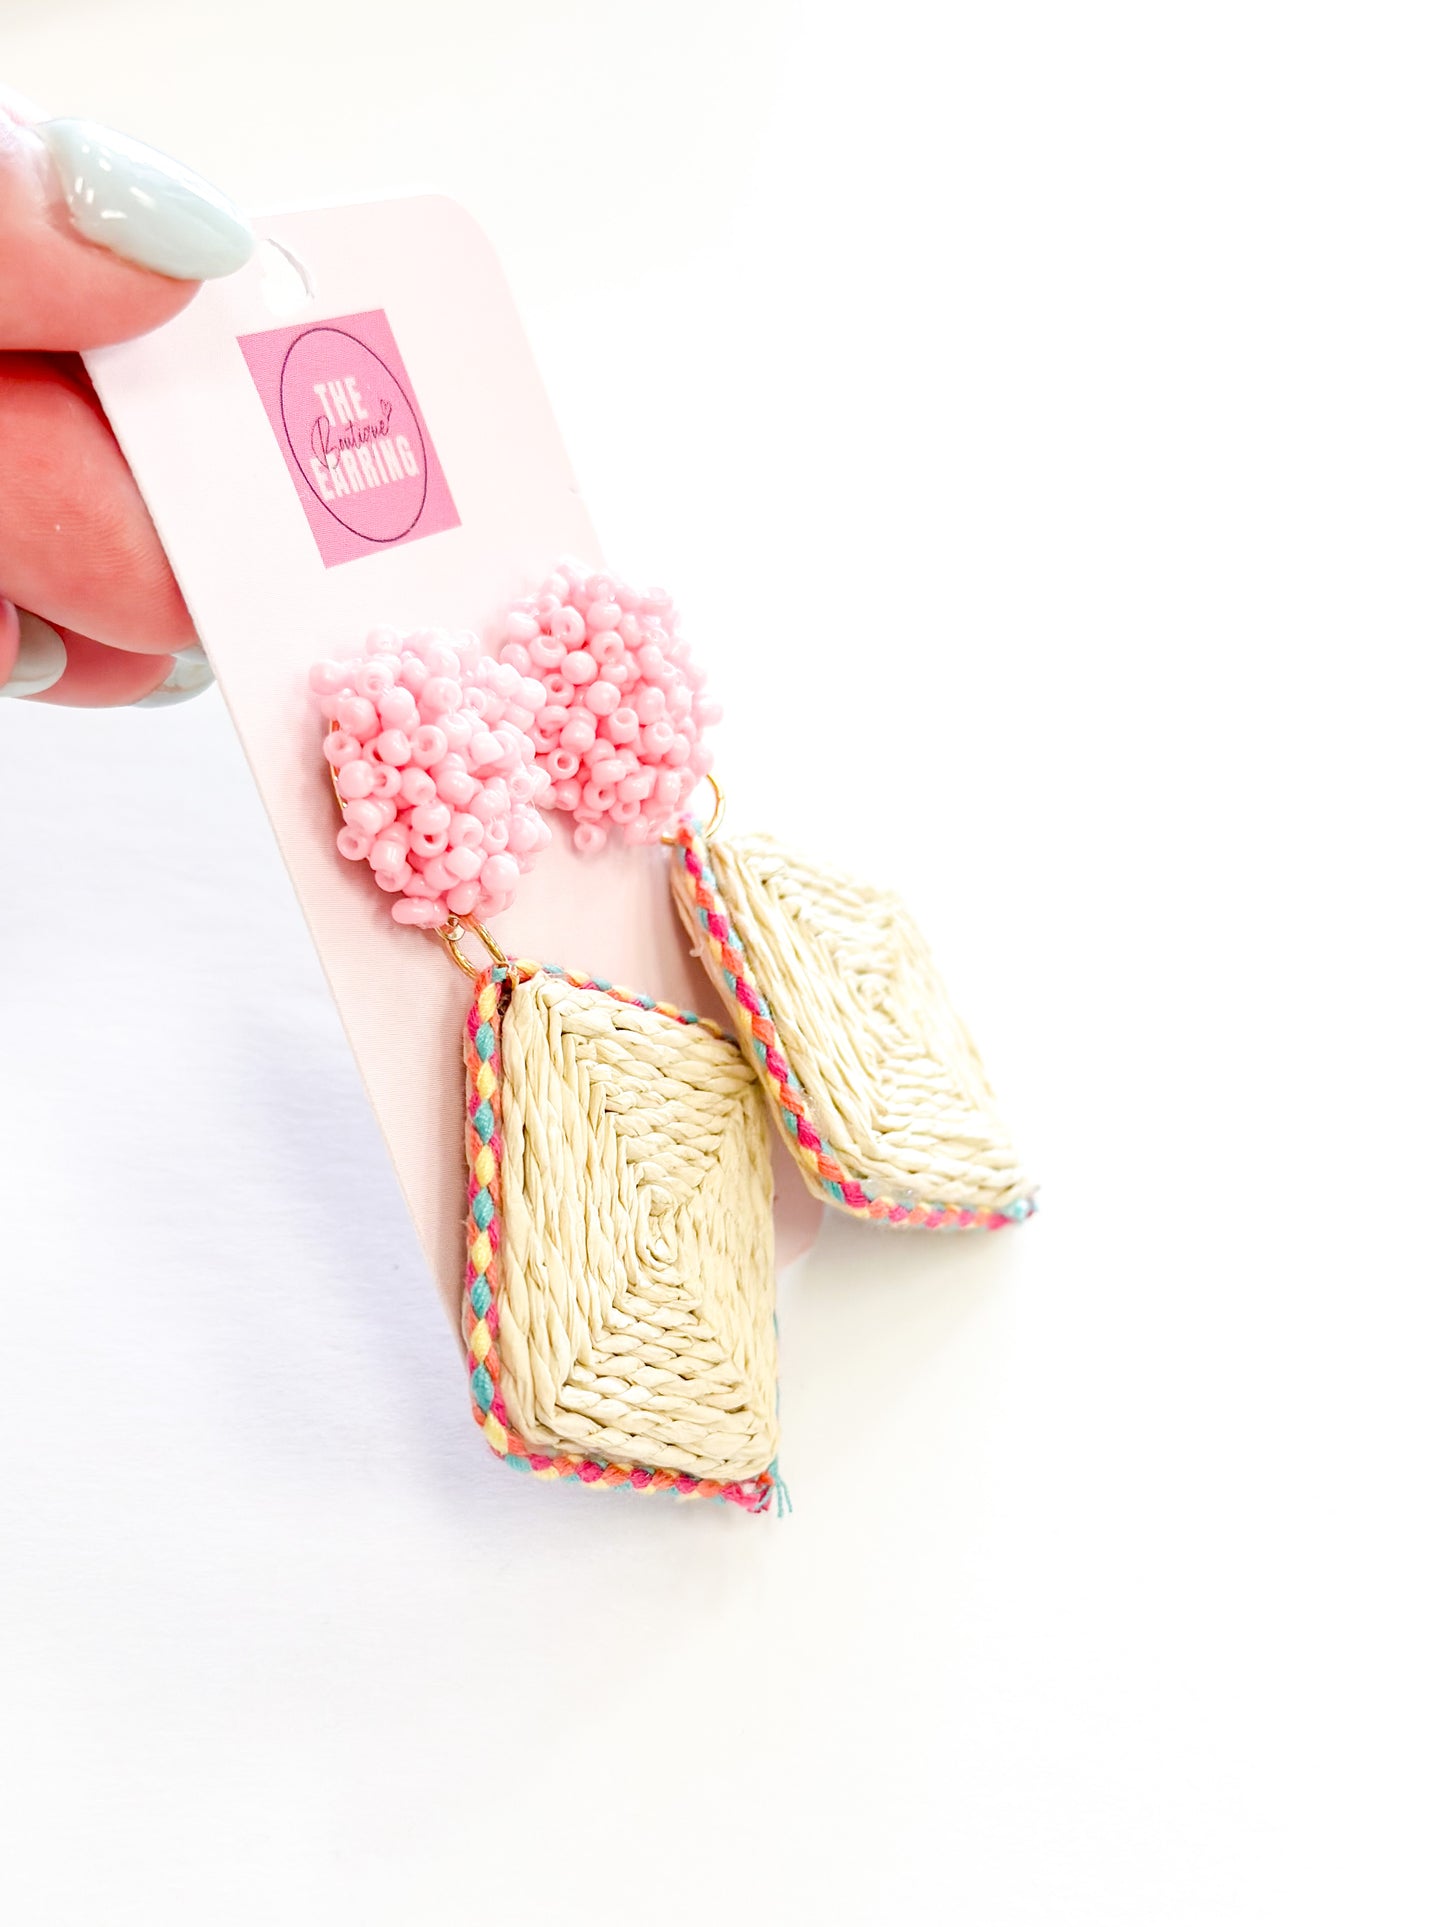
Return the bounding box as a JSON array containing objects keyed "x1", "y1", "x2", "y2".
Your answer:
[
  {"x1": 436, "y1": 915, "x2": 509, "y2": 978},
  {"x1": 662, "y1": 772, "x2": 725, "y2": 845}
]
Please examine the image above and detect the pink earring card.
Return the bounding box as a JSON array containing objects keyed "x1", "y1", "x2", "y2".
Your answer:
[{"x1": 85, "y1": 195, "x2": 820, "y2": 1337}]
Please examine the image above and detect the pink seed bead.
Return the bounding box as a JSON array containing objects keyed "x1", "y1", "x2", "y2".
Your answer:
[
  {"x1": 480, "y1": 820, "x2": 510, "y2": 855},
  {"x1": 354, "y1": 661, "x2": 394, "y2": 701},
  {"x1": 421, "y1": 676, "x2": 462, "y2": 715},
  {"x1": 586, "y1": 600, "x2": 622, "y2": 633},
  {"x1": 636, "y1": 644, "x2": 666, "y2": 680},
  {"x1": 548, "y1": 606, "x2": 586, "y2": 645},
  {"x1": 538, "y1": 703, "x2": 570, "y2": 734},
  {"x1": 529, "y1": 633, "x2": 567, "y2": 669},
  {"x1": 582, "y1": 781, "x2": 617, "y2": 814},
  {"x1": 399, "y1": 767, "x2": 437, "y2": 807},
  {"x1": 618, "y1": 769, "x2": 653, "y2": 803},
  {"x1": 547, "y1": 747, "x2": 580, "y2": 780},
  {"x1": 481, "y1": 854, "x2": 520, "y2": 898},
  {"x1": 423, "y1": 855, "x2": 456, "y2": 893},
  {"x1": 642, "y1": 720, "x2": 674, "y2": 756},
  {"x1": 344, "y1": 799, "x2": 390, "y2": 837},
  {"x1": 412, "y1": 725, "x2": 448, "y2": 767},
  {"x1": 446, "y1": 879, "x2": 482, "y2": 916},
  {"x1": 409, "y1": 801, "x2": 450, "y2": 840},
  {"x1": 393, "y1": 897, "x2": 447, "y2": 928},
  {"x1": 377, "y1": 687, "x2": 419, "y2": 730},
  {"x1": 336, "y1": 759, "x2": 374, "y2": 799},
  {"x1": 445, "y1": 844, "x2": 483, "y2": 881},
  {"x1": 664, "y1": 737, "x2": 692, "y2": 767},
  {"x1": 593, "y1": 630, "x2": 626, "y2": 665},
  {"x1": 552, "y1": 778, "x2": 582, "y2": 812},
  {"x1": 450, "y1": 813, "x2": 485, "y2": 849},
  {"x1": 370, "y1": 763, "x2": 402, "y2": 798},
  {"x1": 560, "y1": 715, "x2": 596, "y2": 752},
  {"x1": 470, "y1": 731, "x2": 504, "y2": 769},
  {"x1": 561, "y1": 650, "x2": 597, "y2": 686},
  {"x1": 440, "y1": 712, "x2": 474, "y2": 751},
  {"x1": 335, "y1": 694, "x2": 379, "y2": 739},
  {"x1": 633, "y1": 685, "x2": 665, "y2": 724},
  {"x1": 516, "y1": 677, "x2": 547, "y2": 714},
  {"x1": 584, "y1": 680, "x2": 620, "y2": 716},
  {"x1": 611, "y1": 797, "x2": 641, "y2": 824},
  {"x1": 573, "y1": 822, "x2": 607, "y2": 856},
  {"x1": 418, "y1": 639, "x2": 461, "y2": 678},
  {"x1": 498, "y1": 642, "x2": 533, "y2": 674},
  {"x1": 590, "y1": 756, "x2": 627, "y2": 788},
  {"x1": 336, "y1": 825, "x2": 372, "y2": 861},
  {"x1": 323, "y1": 729, "x2": 361, "y2": 768},
  {"x1": 434, "y1": 765, "x2": 476, "y2": 807},
  {"x1": 375, "y1": 728, "x2": 412, "y2": 766},
  {"x1": 506, "y1": 611, "x2": 539, "y2": 644},
  {"x1": 309, "y1": 659, "x2": 348, "y2": 696},
  {"x1": 604, "y1": 707, "x2": 639, "y2": 744}
]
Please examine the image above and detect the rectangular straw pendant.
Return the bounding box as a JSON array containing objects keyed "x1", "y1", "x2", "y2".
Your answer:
[
  {"x1": 463, "y1": 963, "x2": 781, "y2": 1510},
  {"x1": 671, "y1": 827, "x2": 1036, "y2": 1229}
]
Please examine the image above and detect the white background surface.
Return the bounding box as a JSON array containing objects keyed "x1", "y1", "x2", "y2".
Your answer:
[{"x1": 2, "y1": 4, "x2": 1442, "y2": 1922}]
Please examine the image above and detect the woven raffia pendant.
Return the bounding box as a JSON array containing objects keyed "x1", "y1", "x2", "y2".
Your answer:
[
  {"x1": 670, "y1": 826, "x2": 1036, "y2": 1230},
  {"x1": 463, "y1": 961, "x2": 780, "y2": 1511}
]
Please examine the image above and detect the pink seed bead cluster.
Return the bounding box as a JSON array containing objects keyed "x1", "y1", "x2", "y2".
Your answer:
[
  {"x1": 495, "y1": 562, "x2": 720, "y2": 853},
  {"x1": 309, "y1": 628, "x2": 549, "y2": 929}
]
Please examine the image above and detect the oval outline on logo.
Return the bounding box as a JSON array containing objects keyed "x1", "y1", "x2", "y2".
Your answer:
[{"x1": 278, "y1": 325, "x2": 430, "y2": 543}]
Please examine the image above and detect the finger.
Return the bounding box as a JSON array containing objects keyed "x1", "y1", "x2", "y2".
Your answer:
[
  {"x1": 0, "y1": 607, "x2": 213, "y2": 708},
  {"x1": 0, "y1": 103, "x2": 252, "y2": 351},
  {"x1": 0, "y1": 593, "x2": 20, "y2": 686},
  {"x1": 27, "y1": 627, "x2": 214, "y2": 708},
  {"x1": 0, "y1": 352, "x2": 194, "y2": 650}
]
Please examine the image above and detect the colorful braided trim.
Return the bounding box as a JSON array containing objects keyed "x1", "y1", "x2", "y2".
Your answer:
[
  {"x1": 671, "y1": 826, "x2": 1038, "y2": 1231},
  {"x1": 463, "y1": 959, "x2": 778, "y2": 1514}
]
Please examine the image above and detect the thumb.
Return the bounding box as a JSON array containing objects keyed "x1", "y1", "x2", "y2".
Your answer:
[{"x1": 0, "y1": 96, "x2": 252, "y2": 350}]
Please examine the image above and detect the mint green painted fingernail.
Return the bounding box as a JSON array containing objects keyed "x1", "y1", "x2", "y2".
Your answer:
[
  {"x1": 36, "y1": 119, "x2": 253, "y2": 282},
  {"x1": 0, "y1": 614, "x2": 67, "y2": 699},
  {"x1": 132, "y1": 643, "x2": 215, "y2": 709}
]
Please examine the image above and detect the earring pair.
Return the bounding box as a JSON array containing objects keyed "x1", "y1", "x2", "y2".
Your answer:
[{"x1": 309, "y1": 562, "x2": 1033, "y2": 1513}]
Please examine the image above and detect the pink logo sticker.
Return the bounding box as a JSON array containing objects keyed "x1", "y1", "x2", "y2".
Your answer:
[{"x1": 238, "y1": 309, "x2": 459, "y2": 568}]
